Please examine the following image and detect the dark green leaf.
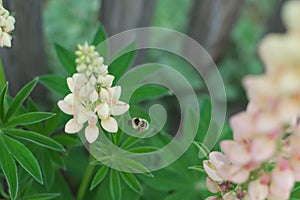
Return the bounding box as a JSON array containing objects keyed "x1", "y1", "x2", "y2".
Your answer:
[
  {"x1": 92, "y1": 23, "x2": 107, "y2": 46},
  {"x1": 109, "y1": 42, "x2": 135, "y2": 83},
  {"x1": 22, "y1": 193, "x2": 60, "y2": 200},
  {"x1": 41, "y1": 150, "x2": 55, "y2": 190},
  {"x1": 130, "y1": 84, "x2": 172, "y2": 103},
  {"x1": 110, "y1": 170, "x2": 122, "y2": 200},
  {"x1": 0, "y1": 135, "x2": 18, "y2": 200},
  {"x1": 53, "y1": 135, "x2": 81, "y2": 147},
  {"x1": 49, "y1": 151, "x2": 66, "y2": 169},
  {"x1": 5, "y1": 78, "x2": 38, "y2": 121},
  {"x1": 5, "y1": 129, "x2": 65, "y2": 152},
  {"x1": 40, "y1": 75, "x2": 69, "y2": 96},
  {"x1": 120, "y1": 172, "x2": 142, "y2": 194},
  {"x1": 54, "y1": 44, "x2": 76, "y2": 75},
  {"x1": 90, "y1": 165, "x2": 109, "y2": 190},
  {"x1": 3, "y1": 135, "x2": 43, "y2": 184},
  {"x1": 0, "y1": 82, "x2": 8, "y2": 120},
  {"x1": 4, "y1": 112, "x2": 55, "y2": 127}
]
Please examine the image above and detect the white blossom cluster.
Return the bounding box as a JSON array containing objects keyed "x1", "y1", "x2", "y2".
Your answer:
[
  {"x1": 58, "y1": 43, "x2": 129, "y2": 143},
  {"x1": 0, "y1": 4, "x2": 15, "y2": 47}
]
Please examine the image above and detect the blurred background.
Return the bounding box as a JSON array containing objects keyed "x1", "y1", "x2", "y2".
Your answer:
[{"x1": 0, "y1": 0, "x2": 284, "y2": 114}]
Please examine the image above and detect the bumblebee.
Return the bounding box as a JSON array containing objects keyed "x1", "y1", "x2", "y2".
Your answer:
[{"x1": 128, "y1": 117, "x2": 149, "y2": 131}]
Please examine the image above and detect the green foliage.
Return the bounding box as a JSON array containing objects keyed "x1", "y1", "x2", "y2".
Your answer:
[
  {"x1": 54, "y1": 44, "x2": 76, "y2": 75},
  {"x1": 109, "y1": 42, "x2": 136, "y2": 83},
  {"x1": 0, "y1": 81, "x2": 67, "y2": 200}
]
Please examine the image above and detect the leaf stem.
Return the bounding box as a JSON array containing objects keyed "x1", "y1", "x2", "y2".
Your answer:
[
  {"x1": 0, "y1": 57, "x2": 6, "y2": 89},
  {"x1": 76, "y1": 156, "x2": 95, "y2": 200}
]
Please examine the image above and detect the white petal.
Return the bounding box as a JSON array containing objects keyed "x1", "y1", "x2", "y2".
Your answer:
[
  {"x1": 100, "y1": 88, "x2": 110, "y2": 101},
  {"x1": 111, "y1": 101, "x2": 129, "y2": 116},
  {"x1": 77, "y1": 111, "x2": 89, "y2": 124},
  {"x1": 101, "y1": 117, "x2": 118, "y2": 133},
  {"x1": 57, "y1": 100, "x2": 74, "y2": 115},
  {"x1": 85, "y1": 124, "x2": 99, "y2": 143},
  {"x1": 67, "y1": 77, "x2": 75, "y2": 92},
  {"x1": 65, "y1": 118, "x2": 83, "y2": 133},
  {"x1": 2, "y1": 32, "x2": 11, "y2": 47},
  {"x1": 89, "y1": 89, "x2": 99, "y2": 103},
  {"x1": 109, "y1": 86, "x2": 121, "y2": 102},
  {"x1": 102, "y1": 75, "x2": 115, "y2": 87},
  {"x1": 96, "y1": 103, "x2": 110, "y2": 119}
]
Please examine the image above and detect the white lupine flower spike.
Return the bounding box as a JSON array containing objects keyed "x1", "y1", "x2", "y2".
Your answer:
[
  {"x1": 0, "y1": 3, "x2": 15, "y2": 47},
  {"x1": 58, "y1": 42, "x2": 129, "y2": 143}
]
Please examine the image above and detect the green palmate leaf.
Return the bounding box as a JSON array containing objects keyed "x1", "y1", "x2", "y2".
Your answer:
[
  {"x1": 54, "y1": 43, "x2": 76, "y2": 75},
  {"x1": 53, "y1": 134, "x2": 81, "y2": 147},
  {"x1": 187, "y1": 165, "x2": 205, "y2": 173},
  {"x1": 41, "y1": 150, "x2": 55, "y2": 190},
  {"x1": 22, "y1": 193, "x2": 60, "y2": 200},
  {"x1": 4, "y1": 78, "x2": 38, "y2": 121},
  {"x1": 130, "y1": 84, "x2": 172, "y2": 103},
  {"x1": 49, "y1": 151, "x2": 66, "y2": 169},
  {"x1": 0, "y1": 135, "x2": 18, "y2": 200},
  {"x1": 4, "y1": 112, "x2": 56, "y2": 127},
  {"x1": 3, "y1": 135, "x2": 43, "y2": 184},
  {"x1": 192, "y1": 141, "x2": 210, "y2": 159},
  {"x1": 128, "y1": 146, "x2": 158, "y2": 153},
  {"x1": 40, "y1": 75, "x2": 69, "y2": 96},
  {"x1": 110, "y1": 170, "x2": 122, "y2": 200},
  {"x1": 5, "y1": 129, "x2": 65, "y2": 152},
  {"x1": 92, "y1": 23, "x2": 107, "y2": 46},
  {"x1": 109, "y1": 42, "x2": 136, "y2": 82},
  {"x1": 90, "y1": 165, "x2": 109, "y2": 190},
  {"x1": 120, "y1": 136, "x2": 141, "y2": 149},
  {"x1": 117, "y1": 157, "x2": 153, "y2": 177},
  {"x1": 120, "y1": 172, "x2": 143, "y2": 195},
  {"x1": 0, "y1": 82, "x2": 8, "y2": 120}
]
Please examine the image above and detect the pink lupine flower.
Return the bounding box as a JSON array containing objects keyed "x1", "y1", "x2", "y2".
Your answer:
[
  {"x1": 205, "y1": 196, "x2": 220, "y2": 200},
  {"x1": 269, "y1": 158, "x2": 294, "y2": 200},
  {"x1": 206, "y1": 177, "x2": 220, "y2": 193},
  {"x1": 223, "y1": 192, "x2": 238, "y2": 200},
  {"x1": 282, "y1": 0, "x2": 300, "y2": 34},
  {"x1": 244, "y1": 179, "x2": 269, "y2": 200},
  {"x1": 203, "y1": 152, "x2": 230, "y2": 182}
]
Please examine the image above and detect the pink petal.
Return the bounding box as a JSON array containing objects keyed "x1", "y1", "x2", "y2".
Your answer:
[
  {"x1": 203, "y1": 160, "x2": 223, "y2": 182},
  {"x1": 205, "y1": 197, "x2": 220, "y2": 200},
  {"x1": 206, "y1": 177, "x2": 220, "y2": 193},
  {"x1": 209, "y1": 151, "x2": 231, "y2": 167},
  {"x1": 65, "y1": 118, "x2": 83, "y2": 133},
  {"x1": 85, "y1": 124, "x2": 99, "y2": 143},
  {"x1": 101, "y1": 117, "x2": 118, "y2": 133},
  {"x1": 270, "y1": 166, "x2": 294, "y2": 199},
  {"x1": 247, "y1": 180, "x2": 269, "y2": 200},
  {"x1": 221, "y1": 141, "x2": 251, "y2": 165},
  {"x1": 111, "y1": 101, "x2": 129, "y2": 116},
  {"x1": 250, "y1": 136, "x2": 276, "y2": 163},
  {"x1": 230, "y1": 112, "x2": 254, "y2": 140}
]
